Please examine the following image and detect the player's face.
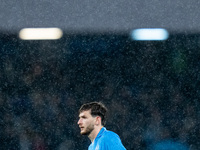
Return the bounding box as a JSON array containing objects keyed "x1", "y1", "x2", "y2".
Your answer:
[{"x1": 78, "y1": 110, "x2": 96, "y2": 135}]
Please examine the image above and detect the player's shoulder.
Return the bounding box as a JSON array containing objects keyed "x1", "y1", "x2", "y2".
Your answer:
[
  {"x1": 100, "y1": 129, "x2": 126, "y2": 149},
  {"x1": 102, "y1": 129, "x2": 120, "y2": 140}
]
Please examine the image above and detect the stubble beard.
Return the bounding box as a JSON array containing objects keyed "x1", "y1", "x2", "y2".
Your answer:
[{"x1": 81, "y1": 124, "x2": 94, "y2": 136}]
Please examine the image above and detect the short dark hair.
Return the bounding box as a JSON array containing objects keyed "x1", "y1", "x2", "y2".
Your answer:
[{"x1": 79, "y1": 102, "x2": 107, "y2": 126}]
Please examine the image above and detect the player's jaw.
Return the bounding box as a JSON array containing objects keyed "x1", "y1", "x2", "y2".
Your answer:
[{"x1": 79, "y1": 124, "x2": 94, "y2": 135}]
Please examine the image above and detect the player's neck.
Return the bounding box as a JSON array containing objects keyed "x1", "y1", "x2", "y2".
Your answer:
[{"x1": 88, "y1": 125, "x2": 104, "y2": 142}]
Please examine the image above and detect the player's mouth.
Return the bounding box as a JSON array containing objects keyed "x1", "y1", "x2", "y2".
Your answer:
[{"x1": 79, "y1": 126, "x2": 84, "y2": 130}]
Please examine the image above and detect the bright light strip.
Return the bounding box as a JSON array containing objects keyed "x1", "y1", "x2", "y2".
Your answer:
[
  {"x1": 131, "y1": 28, "x2": 169, "y2": 41},
  {"x1": 19, "y1": 28, "x2": 63, "y2": 40}
]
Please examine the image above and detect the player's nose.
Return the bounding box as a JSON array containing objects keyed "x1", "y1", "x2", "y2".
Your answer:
[{"x1": 77, "y1": 118, "x2": 81, "y2": 125}]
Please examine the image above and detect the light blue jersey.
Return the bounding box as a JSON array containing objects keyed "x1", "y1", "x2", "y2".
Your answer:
[{"x1": 88, "y1": 127, "x2": 126, "y2": 150}]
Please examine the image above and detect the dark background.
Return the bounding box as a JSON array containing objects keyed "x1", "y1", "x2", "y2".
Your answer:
[{"x1": 0, "y1": 33, "x2": 200, "y2": 149}]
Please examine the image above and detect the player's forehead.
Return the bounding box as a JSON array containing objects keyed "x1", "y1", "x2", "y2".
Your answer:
[{"x1": 79, "y1": 109, "x2": 91, "y2": 117}]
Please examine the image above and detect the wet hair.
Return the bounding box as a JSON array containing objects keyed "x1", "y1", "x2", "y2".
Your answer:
[{"x1": 79, "y1": 102, "x2": 108, "y2": 126}]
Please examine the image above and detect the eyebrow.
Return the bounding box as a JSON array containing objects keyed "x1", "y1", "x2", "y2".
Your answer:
[{"x1": 79, "y1": 114, "x2": 87, "y2": 118}]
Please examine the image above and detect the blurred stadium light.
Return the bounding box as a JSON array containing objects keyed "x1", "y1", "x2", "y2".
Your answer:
[
  {"x1": 19, "y1": 28, "x2": 63, "y2": 40},
  {"x1": 131, "y1": 28, "x2": 169, "y2": 41}
]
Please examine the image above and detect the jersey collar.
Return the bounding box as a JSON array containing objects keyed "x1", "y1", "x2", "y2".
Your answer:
[{"x1": 96, "y1": 127, "x2": 106, "y2": 138}]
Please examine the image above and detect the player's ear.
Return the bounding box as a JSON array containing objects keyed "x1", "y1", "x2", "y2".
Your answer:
[{"x1": 95, "y1": 116, "x2": 102, "y2": 125}]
